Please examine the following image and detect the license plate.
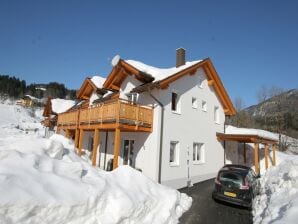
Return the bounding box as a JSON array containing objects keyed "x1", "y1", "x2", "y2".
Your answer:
[{"x1": 224, "y1": 191, "x2": 236, "y2": 197}]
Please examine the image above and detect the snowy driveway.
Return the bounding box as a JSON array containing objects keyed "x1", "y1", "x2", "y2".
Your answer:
[{"x1": 179, "y1": 179, "x2": 252, "y2": 224}]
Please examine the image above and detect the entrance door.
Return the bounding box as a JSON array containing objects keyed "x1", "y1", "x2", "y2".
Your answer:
[{"x1": 123, "y1": 140, "x2": 135, "y2": 167}]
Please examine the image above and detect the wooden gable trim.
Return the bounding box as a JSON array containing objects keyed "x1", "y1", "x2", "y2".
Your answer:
[
  {"x1": 159, "y1": 60, "x2": 207, "y2": 89},
  {"x1": 204, "y1": 60, "x2": 236, "y2": 115},
  {"x1": 76, "y1": 78, "x2": 98, "y2": 99},
  {"x1": 103, "y1": 59, "x2": 154, "y2": 90},
  {"x1": 157, "y1": 58, "x2": 235, "y2": 115}
]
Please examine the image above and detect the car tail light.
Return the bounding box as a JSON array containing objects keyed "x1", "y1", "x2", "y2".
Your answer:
[{"x1": 240, "y1": 178, "x2": 250, "y2": 190}]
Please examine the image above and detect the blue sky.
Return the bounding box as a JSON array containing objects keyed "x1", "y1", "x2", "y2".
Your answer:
[{"x1": 0, "y1": 0, "x2": 297, "y2": 106}]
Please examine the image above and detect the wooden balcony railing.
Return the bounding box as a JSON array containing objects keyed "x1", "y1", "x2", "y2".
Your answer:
[{"x1": 57, "y1": 99, "x2": 153, "y2": 131}]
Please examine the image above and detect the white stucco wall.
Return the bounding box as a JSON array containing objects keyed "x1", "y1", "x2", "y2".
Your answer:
[
  {"x1": 79, "y1": 68, "x2": 229, "y2": 188},
  {"x1": 149, "y1": 68, "x2": 226, "y2": 189}
]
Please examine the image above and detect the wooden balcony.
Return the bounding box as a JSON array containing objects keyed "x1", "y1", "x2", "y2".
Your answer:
[{"x1": 57, "y1": 99, "x2": 153, "y2": 132}]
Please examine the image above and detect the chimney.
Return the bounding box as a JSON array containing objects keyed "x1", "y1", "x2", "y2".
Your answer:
[{"x1": 176, "y1": 47, "x2": 186, "y2": 67}]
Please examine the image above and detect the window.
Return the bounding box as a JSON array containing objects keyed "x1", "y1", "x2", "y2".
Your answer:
[
  {"x1": 198, "y1": 75, "x2": 204, "y2": 88},
  {"x1": 170, "y1": 141, "x2": 179, "y2": 166},
  {"x1": 123, "y1": 140, "x2": 135, "y2": 167},
  {"x1": 88, "y1": 137, "x2": 94, "y2": 152},
  {"x1": 193, "y1": 143, "x2": 205, "y2": 164},
  {"x1": 171, "y1": 92, "x2": 180, "y2": 113},
  {"x1": 126, "y1": 93, "x2": 138, "y2": 104},
  {"x1": 214, "y1": 106, "x2": 220, "y2": 124},
  {"x1": 192, "y1": 97, "x2": 198, "y2": 109},
  {"x1": 202, "y1": 100, "x2": 207, "y2": 112}
]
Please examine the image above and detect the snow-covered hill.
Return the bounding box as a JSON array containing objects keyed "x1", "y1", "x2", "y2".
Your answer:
[{"x1": 0, "y1": 103, "x2": 191, "y2": 224}]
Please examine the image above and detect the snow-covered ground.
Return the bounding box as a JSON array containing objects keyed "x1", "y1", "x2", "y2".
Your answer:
[
  {"x1": 253, "y1": 152, "x2": 298, "y2": 224},
  {"x1": 0, "y1": 103, "x2": 191, "y2": 224}
]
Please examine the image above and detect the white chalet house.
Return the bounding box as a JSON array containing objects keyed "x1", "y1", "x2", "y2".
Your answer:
[{"x1": 56, "y1": 48, "x2": 236, "y2": 189}]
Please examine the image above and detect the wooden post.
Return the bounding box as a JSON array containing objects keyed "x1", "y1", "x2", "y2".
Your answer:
[
  {"x1": 272, "y1": 144, "x2": 276, "y2": 166},
  {"x1": 65, "y1": 129, "x2": 71, "y2": 138},
  {"x1": 264, "y1": 144, "x2": 269, "y2": 170},
  {"x1": 254, "y1": 143, "x2": 259, "y2": 175},
  {"x1": 92, "y1": 129, "x2": 100, "y2": 166},
  {"x1": 78, "y1": 129, "x2": 84, "y2": 156},
  {"x1": 74, "y1": 129, "x2": 80, "y2": 148},
  {"x1": 113, "y1": 127, "x2": 120, "y2": 169},
  {"x1": 243, "y1": 143, "x2": 247, "y2": 165}
]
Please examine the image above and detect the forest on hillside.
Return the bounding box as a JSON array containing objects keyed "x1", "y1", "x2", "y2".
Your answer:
[
  {"x1": 227, "y1": 87, "x2": 298, "y2": 149},
  {"x1": 0, "y1": 75, "x2": 76, "y2": 100}
]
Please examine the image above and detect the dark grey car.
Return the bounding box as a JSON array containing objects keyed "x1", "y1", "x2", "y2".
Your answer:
[{"x1": 212, "y1": 164, "x2": 260, "y2": 208}]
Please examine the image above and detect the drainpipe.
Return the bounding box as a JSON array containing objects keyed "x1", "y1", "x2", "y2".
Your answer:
[
  {"x1": 223, "y1": 115, "x2": 229, "y2": 165},
  {"x1": 148, "y1": 90, "x2": 164, "y2": 184}
]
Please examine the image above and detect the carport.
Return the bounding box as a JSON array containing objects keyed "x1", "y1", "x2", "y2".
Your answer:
[{"x1": 217, "y1": 133, "x2": 278, "y2": 175}]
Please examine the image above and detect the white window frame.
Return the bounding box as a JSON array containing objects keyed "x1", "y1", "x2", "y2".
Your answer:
[
  {"x1": 198, "y1": 74, "x2": 204, "y2": 88},
  {"x1": 193, "y1": 143, "x2": 205, "y2": 164},
  {"x1": 169, "y1": 141, "x2": 180, "y2": 166},
  {"x1": 214, "y1": 106, "x2": 220, "y2": 124},
  {"x1": 192, "y1": 97, "x2": 198, "y2": 109},
  {"x1": 171, "y1": 91, "x2": 181, "y2": 114},
  {"x1": 126, "y1": 93, "x2": 138, "y2": 104},
  {"x1": 202, "y1": 100, "x2": 207, "y2": 112}
]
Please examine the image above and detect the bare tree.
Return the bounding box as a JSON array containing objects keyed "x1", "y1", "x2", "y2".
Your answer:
[
  {"x1": 268, "y1": 86, "x2": 284, "y2": 98},
  {"x1": 256, "y1": 85, "x2": 269, "y2": 103},
  {"x1": 234, "y1": 97, "x2": 245, "y2": 112},
  {"x1": 227, "y1": 97, "x2": 254, "y2": 128}
]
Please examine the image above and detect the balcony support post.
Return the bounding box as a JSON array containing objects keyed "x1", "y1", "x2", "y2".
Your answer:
[
  {"x1": 78, "y1": 129, "x2": 84, "y2": 156},
  {"x1": 65, "y1": 129, "x2": 71, "y2": 139},
  {"x1": 74, "y1": 128, "x2": 80, "y2": 148},
  {"x1": 92, "y1": 129, "x2": 100, "y2": 166},
  {"x1": 113, "y1": 127, "x2": 120, "y2": 169}
]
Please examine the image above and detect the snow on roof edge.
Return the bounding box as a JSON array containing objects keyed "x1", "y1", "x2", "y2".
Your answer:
[
  {"x1": 125, "y1": 59, "x2": 202, "y2": 81},
  {"x1": 225, "y1": 125, "x2": 279, "y2": 141},
  {"x1": 51, "y1": 99, "x2": 76, "y2": 114},
  {"x1": 90, "y1": 76, "x2": 106, "y2": 89}
]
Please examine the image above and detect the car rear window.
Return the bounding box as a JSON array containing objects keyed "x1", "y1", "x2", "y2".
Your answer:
[{"x1": 219, "y1": 172, "x2": 243, "y2": 187}]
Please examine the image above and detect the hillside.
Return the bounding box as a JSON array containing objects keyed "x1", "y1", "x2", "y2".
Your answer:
[
  {"x1": 244, "y1": 89, "x2": 298, "y2": 139},
  {"x1": 0, "y1": 75, "x2": 76, "y2": 100},
  {"x1": 245, "y1": 89, "x2": 298, "y2": 118}
]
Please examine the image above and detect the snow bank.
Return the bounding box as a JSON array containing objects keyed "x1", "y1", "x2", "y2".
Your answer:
[
  {"x1": 51, "y1": 99, "x2": 75, "y2": 114},
  {"x1": 253, "y1": 153, "x2": 298, "y2": 224},
  {"x1": 126, "y1": 59, "x2": 201, "y2": 81},
  {"x1": 91, "y1": 76, "x2": 106, "y2": 88},
  {"x1": 0, "y1": 104, "x2": 191, "y2": 223}
]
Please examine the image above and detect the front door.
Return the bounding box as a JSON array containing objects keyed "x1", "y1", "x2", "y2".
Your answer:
[{"x1": 123, "y1": 140, "x2": 135, "y2": 167}]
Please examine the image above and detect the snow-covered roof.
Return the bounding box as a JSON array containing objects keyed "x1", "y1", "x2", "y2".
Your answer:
[
  {"x1": 90, "y1": 76, "x2": 106, "y2": 88},
  {"x1": 51, "y1": 99, "x2": 75, "y2": 114},
  {"x1": 125, "y1": 59, "x2": 202, "y2": 81},
  {"x1": 225, "y1": 125, "x2": 279, "y2": 141},
  {"x1": 24, "y1": 95, "x2": 38, "y2": 100}
]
